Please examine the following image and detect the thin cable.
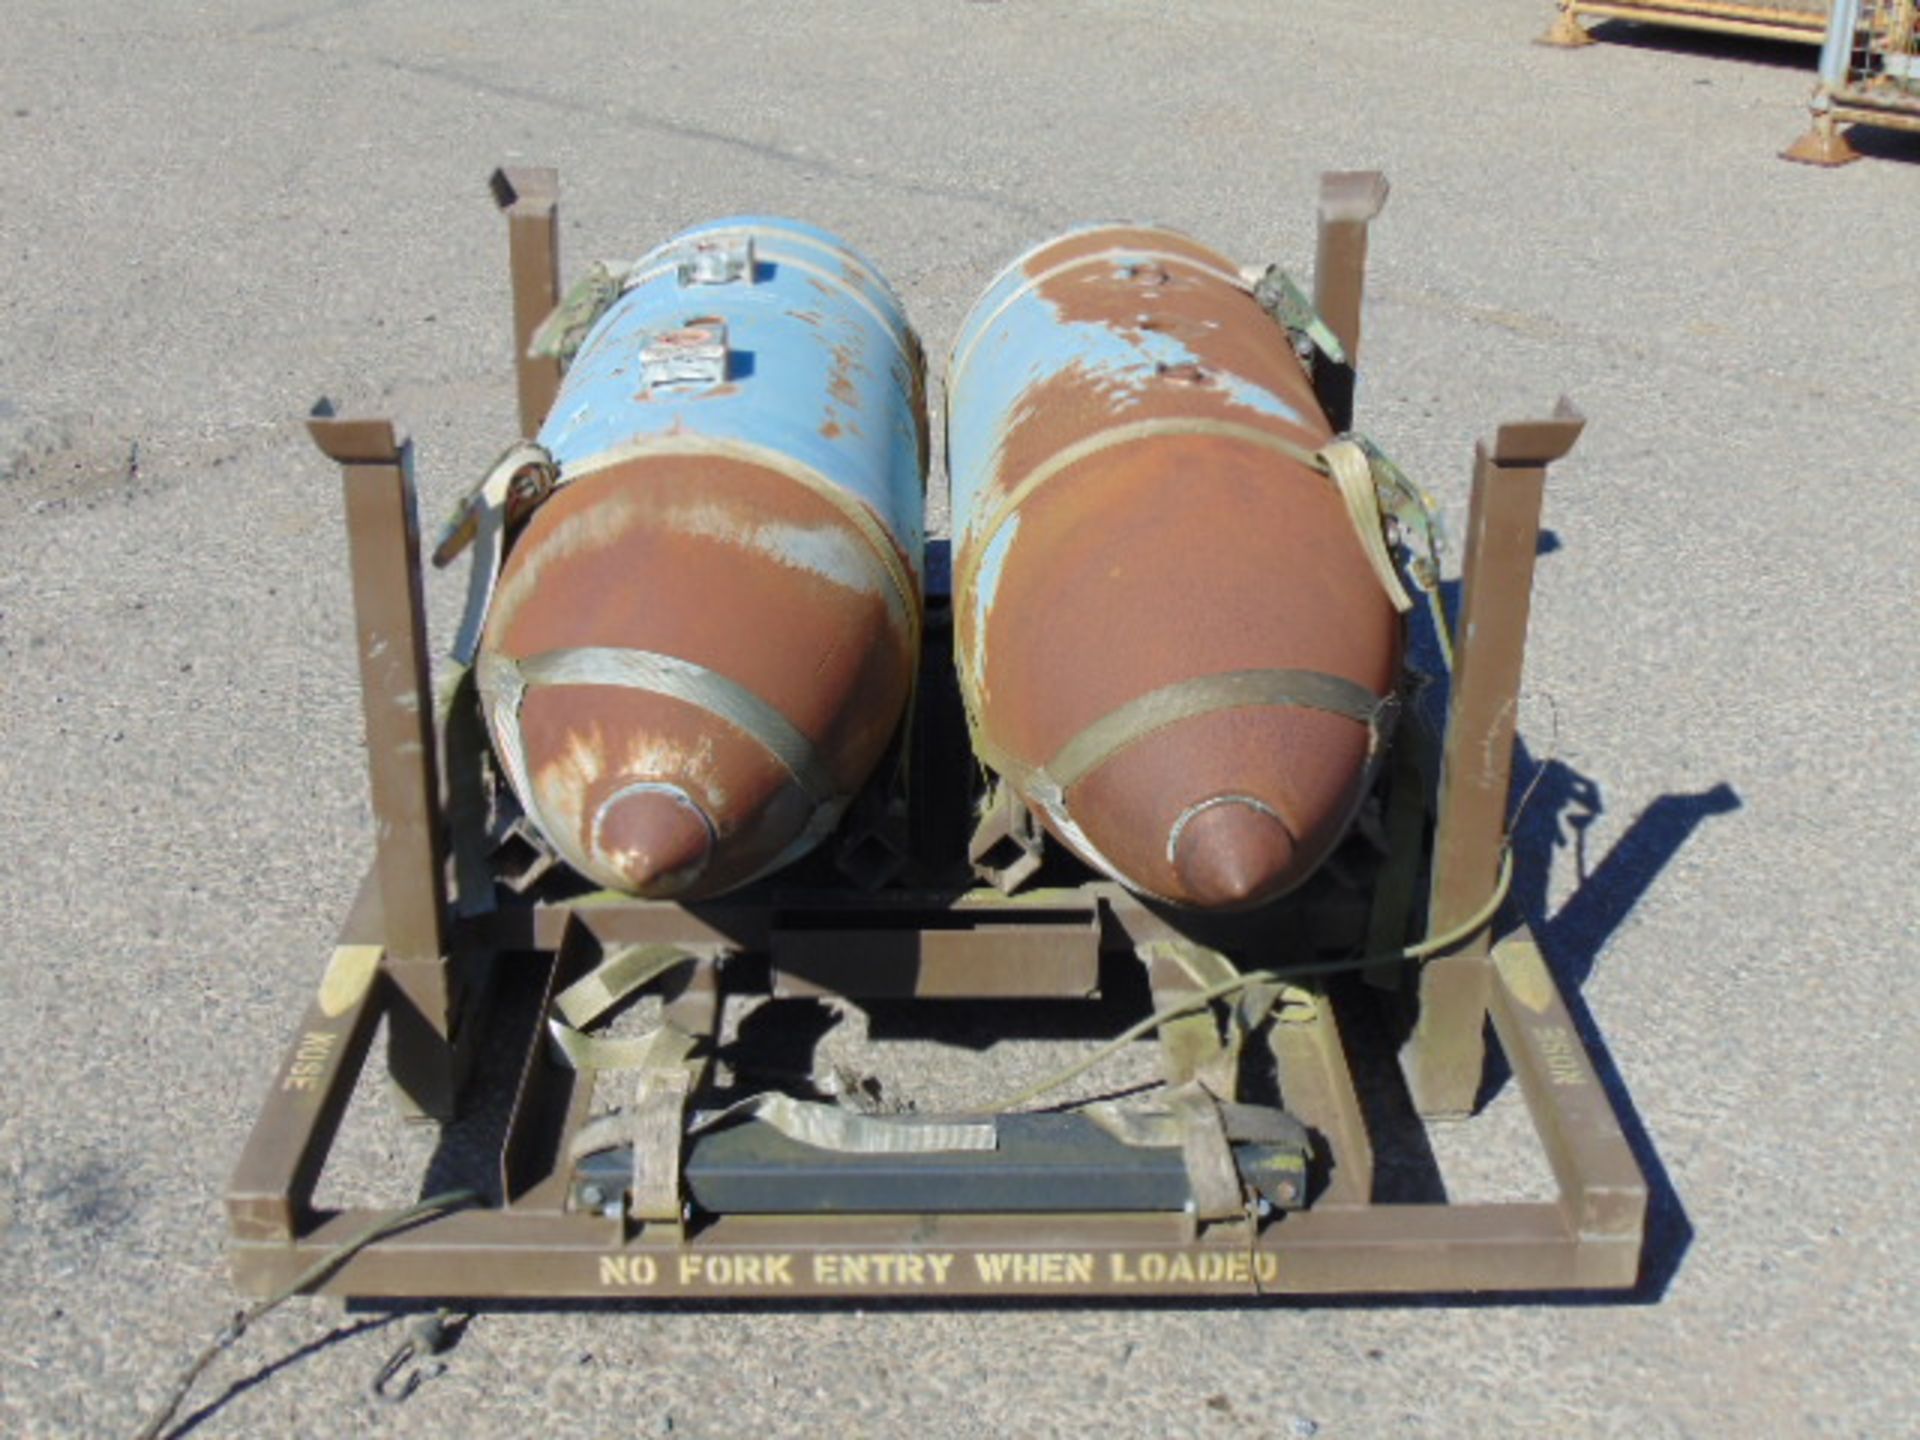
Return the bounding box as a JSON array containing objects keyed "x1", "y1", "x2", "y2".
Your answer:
[
  {"x1": 133, "y1": 1189, "x2": 479, "y2": 1440},
  {"x1": 1424, "y1": 584, "x2": 1456, "y2": 674},
  {"x1": 1507, "y1": 687, "x2": 1563, "y2": 836},
  {"x1": 980, "y1": 849, "x2": 1513, "y2": 1115}
]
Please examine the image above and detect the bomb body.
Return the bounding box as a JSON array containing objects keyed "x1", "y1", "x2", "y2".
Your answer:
[
  {"x1": 947, "y1": 225, "x2": 1401, "y2": 909},
  {"x1": 478, "y1": 219, "x2": 926, "y2": 898}
]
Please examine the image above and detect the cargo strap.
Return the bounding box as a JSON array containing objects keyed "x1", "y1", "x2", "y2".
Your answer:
[
  {"x1": 980, "y1": 667, "x2": 1399, "y2": 823},
  {"x1": 1249, "y1": 265, "x2": 1347, "y2": 366},
  {"x1": 955, "y1": 418, "x2": 1424, "y2": 690},
  {"x1": 1320, "y1": 438, "x2": 1414, "y2": 613},
  {"x1": 569, "y1": 1095, "x2": 997, "y2": 1209},
  {"x1": 1244, "y1": 261, "x2": 1446, "y2": 622},
  {"x1": 969, "y1": 666, "x2": 1396, "y2": 904},
  {"x1": 546, "y1": 941, "x2": 717, "y2": 1072},
  {"x1": 477, "y1": 645, "x2": 847, "y2": 884},
  {"x1": 543, "y1": 940, "x2": 721, "y2": 1222},
  {"x1": 431, "y1": 440, "x2": 558, "y2": 666},
  {"x1": 1141, "y1": 938, "x2": 1247, "y2": 1098},
  {"x1": 981, "y1": 849, "x2": 1515, "y2": 1118},
  {"x1": 1133, "y1": 940, "x2": 1312, "y2": 1221},
  {"x1": 1084, "y1": 1086, "x2": 1310, "y2": 1152},
  {"x1": 553, "y1": 943, "x2": 999, "y2": 1175},
  {"x1": 529, "y1": 260, "x2": 630, "y2": 365},
  {"x1": 1356, "y1": 436, "x2": 1454, "y2": 671},
  {"x1": 1087, "y1": 1083, "x2": 1312, "y2": 1224},
  {"x1": 1142, "y1": 936, "x2": 1318, "y2": 1040},
  {"x1": 691, "y1": 1095, "x2": 997, "y2": 1154},
  {"x1": 438, "y1": 442, "x2": 917, "y2": 685},
  {"x1": 1052, "y1": 668, "x2": 1394, "y2": 792}
]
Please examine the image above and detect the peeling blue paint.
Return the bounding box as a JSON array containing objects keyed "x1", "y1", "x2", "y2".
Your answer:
[
  {"x1": 947, "y1": 225, "x2": 1302, "y2": 561},
  {"x1": 539, "y1": 217, "x2": 925, "y2": 583}
]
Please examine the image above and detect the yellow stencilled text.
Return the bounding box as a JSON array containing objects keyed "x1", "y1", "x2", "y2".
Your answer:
[{"x1": 281, "y1": 1030, "x2": 338, "y2": 1092}]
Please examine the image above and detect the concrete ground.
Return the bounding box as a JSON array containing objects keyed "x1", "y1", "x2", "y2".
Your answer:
[{"x1": 2, "y1": 1, "x2": 1915, "y2": 1435}]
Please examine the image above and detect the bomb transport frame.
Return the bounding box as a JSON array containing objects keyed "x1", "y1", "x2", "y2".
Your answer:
[{"x1": 227, "y1": 167, "x2": 1648, "y2": 1302}]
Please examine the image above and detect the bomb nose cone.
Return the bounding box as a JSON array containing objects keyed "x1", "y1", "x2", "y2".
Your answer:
[
  {"x1": 1169, "y1": 797, "x2": 1299, "y2": 909},
  {"x1": 591, "y1": 783, "x2": 716, "y2": 895}
]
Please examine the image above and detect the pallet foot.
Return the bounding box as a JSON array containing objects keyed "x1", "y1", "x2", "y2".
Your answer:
[
  {"x1": 1535, "y1": 9, "x2": 1596, "y2": 47},
  {"x1": 1781, "y1": 118, "x2": 1862, "y2": 167}
]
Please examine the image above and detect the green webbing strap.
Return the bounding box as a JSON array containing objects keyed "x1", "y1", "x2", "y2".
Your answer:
[
  {"x1": 546, "y1": 943, "x2": 710, "y2": 1073},
  {"x1": 530, "y1": 259, "x2": 630, "y2": 365},
  {"x1": 483, "y1": 646, "x2": 835, "y2": 809},
  {"x1": 553, "y1": 942, "x2": 701, "y2": 1031},
  {"x1": 955, "y1": 420, "x2": 1432, "y2": 717},
  {"x1": 1138, "y1": 939, "x2": 1244, "y2": 1095},
  {"x1": 569, "y1": 1092, "x2": 997, "y2": 1163},
  {"x1": 993, "y1": 667, "x2": 1397, "y2": 811},
  {"x1": 630, "y1": 1053, "x2": 697, "y2": 1222},
  {"x1": 1085, "y1": 1091, "x2": 1313, "y2": 1151},
  {"x1": 1321, "y1": 439, "x2": 1415, "y2": 613},
  {"x1": 1355, "y1": 437, "x2": 1455, "y2": 671},
  {"x1": 1237, "y1": 979, "x2": 1318, "y2": 1031},
  {"x1": 548, "y1": 942, "x2": 712, "y2": 1221},
  {"x1": 551, "y1": 1022, "x2": 695, "y2": 1080},
  {"x1": 477, "y1": 645, "x2": 842, "y2": 886},
  {"x1": 1167, "y1": 1081, "x2": 1248, "y2": 1221},
  {"x1": 1139, "y1": 937, "x2": 1243, "y2": 993},
  {"x1": 432, "y1": 441, "x2": 558, "y2": 666},
  {"x1": 690, "y1": 1095, "x2": 998, "y2": 1154},
  {"x1": 1359, "y1": 440, "x2": 1442, "y2": 590},
  {"x1": 1250, "y1": 265, "x2": 1347, "y2": 365},
  {"x1": 563, "y1": 1030, "x2": 700, "y2": 1165}
]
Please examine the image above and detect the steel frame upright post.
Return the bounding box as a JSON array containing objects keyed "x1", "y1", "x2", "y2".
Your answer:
[
  {"x1": 309, "y1": 408, "x2": 466, "y2": 1120},
  {"x1": 489, "y1": 167, "x2": 563, "y2": 436},
  {"x1": 1402, "y1": 401, "x2": 1585, "y2": 1118},
  {"x1": 1311, "y1": 171, "x2": 1389, "y2": 434}
]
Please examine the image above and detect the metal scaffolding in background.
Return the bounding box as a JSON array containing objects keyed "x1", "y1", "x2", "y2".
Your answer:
[
  {"x1": 1539, "y1": 0, "x2": 1828, "y2": 47},
  {"x1": 1784, "y1": 0, "x2": 1920, "y2": 161}
]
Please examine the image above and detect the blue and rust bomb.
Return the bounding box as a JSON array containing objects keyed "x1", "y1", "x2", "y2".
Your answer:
[
  {"x1": 476, "y1": 219, "x2": 926, "y2": 899},
  {"x1": 947, "y1": 225, "x2": 1402, "y2": 910}
]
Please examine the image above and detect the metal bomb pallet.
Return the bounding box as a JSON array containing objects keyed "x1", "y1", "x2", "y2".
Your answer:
[{"x1": 227, "y1": 169, "x2": 1648, "y2": 1302}]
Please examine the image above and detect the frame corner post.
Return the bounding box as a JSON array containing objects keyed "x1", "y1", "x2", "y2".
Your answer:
[
  {"x1": 1311, "y1": 169, "x2": 1389, "y2": 433},
  {"x1": 1402, "y1": 398, "x2": 1585, "y2": 1118},
  {"x1": 310, "y1": 405, "x2": 468, "y2": 1120},
  {"x1": 490, "y1": 166, "x2": 563, "y2": 437}
]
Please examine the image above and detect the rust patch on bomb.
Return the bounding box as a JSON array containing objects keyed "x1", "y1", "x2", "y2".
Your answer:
[
  {"x1": 962, "y1": 226, "x2": 1401, "y2": 906},
  {"x1": 485, "y1": 454, "x2": 914, "y2": 897},
  {"x1": 1022, "y1": 226, "x2": 1237, "y2": 280}
]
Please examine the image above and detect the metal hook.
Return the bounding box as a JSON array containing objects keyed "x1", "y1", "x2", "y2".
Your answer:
[{"x1": 369, "y1": 1309, "x2": 469, "y2": 1405}]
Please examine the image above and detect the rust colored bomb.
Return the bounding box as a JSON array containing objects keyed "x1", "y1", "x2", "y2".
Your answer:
[{"x1": 946, "y1": 225, "x2": 1402, "y2": 909}]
